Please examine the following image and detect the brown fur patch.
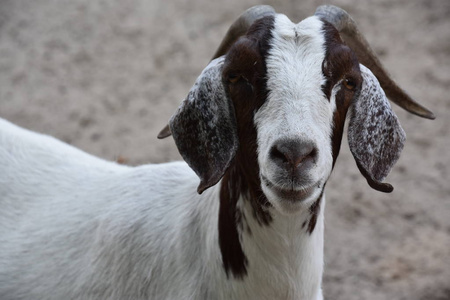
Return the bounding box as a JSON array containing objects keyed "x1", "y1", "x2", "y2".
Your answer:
[
  {"x1": 320, "y1": 21, "x2": 362, "y2": 166},
  {"x1": 218, "y1": 15, "x2": 275, "y2": 279},
  {"x1": 307, "y1": 188, "x2": 325, "y2": 235}
]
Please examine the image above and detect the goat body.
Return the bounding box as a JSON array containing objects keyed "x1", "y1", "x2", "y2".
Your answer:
[{"x1": 0, "y1": 118, "x2": 323, "y2": 299}]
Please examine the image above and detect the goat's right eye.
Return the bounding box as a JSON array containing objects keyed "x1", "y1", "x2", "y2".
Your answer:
[
  {"x1": 343, "y1": 78, "x2": 356, "y2": 91},
  {"x1": 228, "y1": 73, "x2": 241, "y2": 84}
]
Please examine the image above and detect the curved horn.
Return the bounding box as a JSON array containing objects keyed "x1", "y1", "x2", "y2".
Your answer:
[
  {"x1": 315, "y1": 5, "x2": 435, "y2": 120},
  {"x1": 158, "y1": 5, "x2": 276, "y2": 139},
  {"x1": 211, "y1": 5, "x2": 276, "y2": 59}
]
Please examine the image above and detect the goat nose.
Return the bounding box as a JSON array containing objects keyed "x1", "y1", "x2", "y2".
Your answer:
[{"x1": 269, "y1": 139, "x2": 317, "y2": 170}]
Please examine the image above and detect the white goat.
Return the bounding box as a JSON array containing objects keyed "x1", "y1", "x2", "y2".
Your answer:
[{"x1": 0, "y1": 5, "x2": 434, "y2": 300}]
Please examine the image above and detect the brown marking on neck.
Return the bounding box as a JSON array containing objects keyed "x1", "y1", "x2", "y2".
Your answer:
[
  {"x1": 218, "y1": 16, "x2": 275, "y2": 279},
  {"x1": 307, "y1": 187, "x2": 325, "y2": 235}
]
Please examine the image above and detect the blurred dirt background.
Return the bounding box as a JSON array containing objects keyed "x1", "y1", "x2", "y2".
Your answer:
[{"x1": 0, "y1": 0, "x2": 449, "y2": 299}]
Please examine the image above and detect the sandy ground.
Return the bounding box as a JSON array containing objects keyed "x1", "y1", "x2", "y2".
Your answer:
[{"x1": 0, "y1": 0, "x2": 449, "y2": 299}]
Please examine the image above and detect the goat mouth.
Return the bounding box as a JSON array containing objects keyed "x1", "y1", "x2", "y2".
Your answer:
[{"x1": 261, "y1": 175, "x2": 318, "y2": 202}]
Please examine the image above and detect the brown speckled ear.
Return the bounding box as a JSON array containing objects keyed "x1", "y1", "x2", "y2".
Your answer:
[
  {"x1": 348, "y1": 65, "x2": 406, "y2": 193},
  {"x1": 169, "y1": 57, "x2": 238, "y2": 194}
]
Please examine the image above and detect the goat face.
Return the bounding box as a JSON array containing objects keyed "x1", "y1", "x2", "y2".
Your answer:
[
  {"x1": 168, "y1": 14, "x2": 405, "y2": 215},
  {"x1": 254, "y1": 16, "x2": 354, "y2": 214}
]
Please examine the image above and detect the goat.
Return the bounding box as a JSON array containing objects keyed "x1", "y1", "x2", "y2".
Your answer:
[{"x1": 0, "y1": 5, "x2": 434, "y2": 300}]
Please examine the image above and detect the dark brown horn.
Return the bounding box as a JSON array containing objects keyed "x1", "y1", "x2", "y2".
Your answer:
[
  {"x1": 211, "y1": 5, "x2": 276, "y2": 59},
  {"x1": 158, "y1": 5, "x2": 276, "y2": 139},
  {"x1": 315, "y1": 5, "x2": 435, "y2": 120}
]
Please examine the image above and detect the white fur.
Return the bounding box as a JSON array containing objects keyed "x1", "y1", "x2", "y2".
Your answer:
[
  {"x1": 0, "y1": 15, "x2": 334, "y2": 300},
  {"x1": 235, "y1": 197, "x2": 325, "y2": 300},
  {"x1": 0, "y1": 121, "x2": 324, "y2": 300},
  {"x1": 256, "y1": 16, "x2": 334, "y2": 215}
]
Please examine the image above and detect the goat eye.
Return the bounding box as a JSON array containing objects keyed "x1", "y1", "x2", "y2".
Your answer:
[
  {"x1": 343, "y1": 78, "x2": 356, "y2": 90},
  {"x1": 228, "y1": 73, "x2": 241, "y2": 84}
]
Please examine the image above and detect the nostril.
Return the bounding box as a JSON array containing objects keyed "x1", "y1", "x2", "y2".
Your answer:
[
  {"x1": 307, "y1": 148, "x2": 318, "y2": 162},
  {"x1": 269, "y1": 145, "x2": 290, "y2": 165},
  {"x1": 270, "y1": 139, "x2": 317, "y2": 170}
]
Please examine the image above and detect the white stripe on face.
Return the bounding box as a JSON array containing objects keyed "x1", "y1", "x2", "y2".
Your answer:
[{"x1": 255, "y1": 15, "x2": 335, "y2": 214}]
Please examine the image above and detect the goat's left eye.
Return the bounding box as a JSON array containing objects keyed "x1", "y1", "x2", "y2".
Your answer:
[
  {"x1": 228, "y1": 73, "x2": 241, "y2": 84},
  {"x1": 343, "y1": 78, "x2": 356, "y2": 91}
]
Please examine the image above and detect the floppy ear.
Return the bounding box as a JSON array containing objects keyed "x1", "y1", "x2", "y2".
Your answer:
[
  {"x1": 347, "y1": 64, "x2": 406, "y2": 193},
  {"x1": 169, "y1": 57, "x2": 239, "y2": 194}
]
